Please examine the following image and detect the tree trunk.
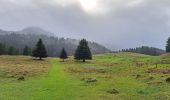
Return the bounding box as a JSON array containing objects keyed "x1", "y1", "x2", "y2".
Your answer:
[
  {"x1": 83, "y1": 59, "x2": 85, "y2": 62},
  {"x1": 63, "y1": 59, "x2": 64, "y2": 62},
  {"x1": 39, "y1": 57, "x2": 42, "y2": 60}
]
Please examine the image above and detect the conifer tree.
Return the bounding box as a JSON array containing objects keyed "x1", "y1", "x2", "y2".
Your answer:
[
  {"x1": 166, "y1": 37, "x2": 170, "y2": 52},
  {"x1": 60, "y1": 48, "x2": 68, "y2": 62},
  {"x1": 74, "y1": 39, "x2": 92, "y2": 62},
  {"x1": 32, "y1": 39, "x2": 47, "y2": 60}
]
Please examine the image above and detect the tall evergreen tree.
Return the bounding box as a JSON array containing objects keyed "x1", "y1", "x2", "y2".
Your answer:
[
  {"x1": 23, "y1": 45, "x2": 32, "y2": 56},
  {"x1": 74, "y1": 39, "x2": 92, "y2": 62},
  {"x1": 32, "y1": 39, "x2": 47, "y2": 60},
  {"x1": 60, "y1": 48, "x2": 68, "y2": 62},
  {"x1": 166, "y1": 37, "x2": 170, "y2": 52}
]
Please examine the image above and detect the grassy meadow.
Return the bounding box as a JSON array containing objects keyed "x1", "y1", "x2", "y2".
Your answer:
[{"x1": 0, "y1": 53, "x2": 170, "y2": 100}]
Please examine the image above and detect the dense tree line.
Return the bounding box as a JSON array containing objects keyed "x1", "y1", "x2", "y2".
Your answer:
[
  {"x1": 0, "y1": 33, "x2": 110, "y2": 57},
  {"x1": 0, "y1": 43, "x2": 21, "y2": 55},
  {"x1": 121, "y1": 46, "x2": 165, "y2": 56},
  {"x1": 0, "y1": 37, "x2": 93, "y2": 62}
]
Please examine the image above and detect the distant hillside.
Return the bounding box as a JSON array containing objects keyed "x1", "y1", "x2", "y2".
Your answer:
[
  {"x1": 0, "y1": 27, "x2": 111, "y2": 56},
  {"x1": 20, "y1": 27, "x2": 54, "y2": 36},
  {"x1": 121, "y1": 46, "x2": 165, "y2": 56}
]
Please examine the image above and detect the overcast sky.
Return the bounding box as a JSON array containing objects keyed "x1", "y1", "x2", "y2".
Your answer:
[{"x1": 0, "y1": 0, "x2": 170, "y2": 50}]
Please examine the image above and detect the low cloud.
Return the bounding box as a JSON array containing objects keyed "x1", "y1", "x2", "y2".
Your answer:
[{"x1": 0, "y1": 0, "x2": 169, "y2": 50}]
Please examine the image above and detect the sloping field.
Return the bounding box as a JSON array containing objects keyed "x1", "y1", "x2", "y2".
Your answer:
[{"x1": 0, "y1": 53, "x2": 170, "y2": 100}]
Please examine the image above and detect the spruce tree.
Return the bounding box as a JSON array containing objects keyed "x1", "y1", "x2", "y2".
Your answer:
[
  {"x1": 32, "y1": 39, "x2": 47, "y2": 60},
  {"x1": 74, "y1": 39, "x2": 92, "y2": 62},
  {"x1": 23, "y1": 45, "x2": 32, "y2": 56},
  {"x1": 60, "y1": 48, "x2": 68, "y2": 62},
  {"x1": 166, "y1": 37, "x2": 170, "y2": 52}
]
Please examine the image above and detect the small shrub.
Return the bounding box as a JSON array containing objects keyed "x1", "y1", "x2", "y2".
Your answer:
[
  {"x1": 17, "y1": 76, "x2": 25, "y2": 81},
  {"x1": 136, "y1": 74, "x2": 141, "y2": 79},
  {"x1": 166, "y1": 77, "x2": 170, "y2": 83}
]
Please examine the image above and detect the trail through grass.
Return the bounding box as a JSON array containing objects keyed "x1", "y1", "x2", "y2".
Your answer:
[
  {"x1": 1, "y1": 53, "x2": 170, "y2": 100},
  {"x1": 34, "y1": 59, "x2": 81, "y2": 100},
  {"x1": 0, "y1": 59, "x2": 82, "y2": 100}
]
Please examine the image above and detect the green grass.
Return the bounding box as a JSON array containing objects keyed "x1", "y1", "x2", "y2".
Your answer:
[
  {"x1": 0, "y1": 59, "x2": 83, "y2": 100},
  {"x1": 1, "y1": 53, "x2": 170, "y2": 100}
]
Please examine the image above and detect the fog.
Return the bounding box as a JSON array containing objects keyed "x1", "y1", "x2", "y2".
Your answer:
[{"x1": 0, "y1": 0, "x2": 170, "y2": 50}]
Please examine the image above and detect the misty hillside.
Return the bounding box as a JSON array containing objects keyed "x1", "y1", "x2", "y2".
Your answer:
[
  {"x1": 0, "y1": 27, "x2": 111, "y2": 57},
  {"x1": 20, "y1": 27, "x2": 54, "y2": 36}
]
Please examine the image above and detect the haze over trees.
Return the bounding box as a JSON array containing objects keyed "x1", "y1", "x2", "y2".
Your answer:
[
  {"x1": 0, "y1": 27, "x2": 111, "y2": 56},
  {"x1": 74, "y1": 39, "x2": 92, "y2": 62},
  {"x1": 32, "y1": 39, "x2": 47, "y2": 60},
  {"x1": 0, "y1": 43, "x2": 20, "y2": 55},
  {"x1": 8, "y1": 46, "x2": 19, "y2": 55},
  {"x1": 60, "y1": 48, "x2": 68, "y2": 62}
]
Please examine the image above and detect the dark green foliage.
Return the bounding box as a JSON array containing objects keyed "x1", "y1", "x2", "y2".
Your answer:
[
  {"x1": 166, "y1": 37, "x2": 170, "y2": 52},
  {"x1": 7, "y1": 46, "x2": 19, "y2": 55},
  {"x1": 122, "y1": 46, "x2": 165, "y2": 56},
  {"x1": 166, "y1": 77, "x2": 170, "y2": 83},
  {"x1": 0, "y1": 33, "x2": 110, "y2": 57},
  {"x1": 32, "y1": 39, "x2": 47, "y2": 60},
  {"x1": 23, "y1": 45, "x2": 32, "y2": 56},
  {"x1": 60, "y1": 48, "x2": 68, "y2": 62},
  {"x1": 74, "y1": 39, "x2": 92, "y2": 62},
  {"x1": 0, "y1": 43, "x2": 6, "y2": 55},
  {"x1": 0, "y1": 43, "x2": 19, "y2": 55}
]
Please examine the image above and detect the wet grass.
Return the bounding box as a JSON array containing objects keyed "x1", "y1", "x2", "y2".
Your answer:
[{"x1": 1, "y1": 53, "x2": 170, "y2": 100}]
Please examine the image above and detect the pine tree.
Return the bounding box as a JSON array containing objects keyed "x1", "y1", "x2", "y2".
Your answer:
[
  {"x1": 23, "y1": 45, "x2": 32, "y2": 56},
  {"x1": 32, "y1": 39, "x2": 47, "y2": 60},
  {"x1": 74, "y1": 39, "x2": 92, "y2": 62},
  {"x1": 166, "y1": 37, "x2": 170, "y2": 52},
  {"x1": 60, "y1": 48, "x2": 68, "y2": 62}
]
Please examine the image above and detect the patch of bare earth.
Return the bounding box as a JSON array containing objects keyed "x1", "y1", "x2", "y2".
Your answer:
[{"x1": 147, "y1": 68, "x2": 170, "y2": 74}]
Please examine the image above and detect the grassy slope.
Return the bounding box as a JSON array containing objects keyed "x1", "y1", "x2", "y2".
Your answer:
[
  {"x1": 61, "y1": 53, "x2": 170, "y2": 100},
  {"x1": 0, "y1": 53, "x2": 170, "y2": 100},
  {"x1": 34, "y1": 59, "x2": 82, "y2": 100},
  {"x1": 0, "y1": 56, "x2": 50, "y2": 78},
  {"x1": 0, "y1": 59, "x2": 83, "y2": 100}
]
